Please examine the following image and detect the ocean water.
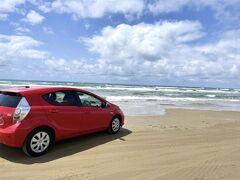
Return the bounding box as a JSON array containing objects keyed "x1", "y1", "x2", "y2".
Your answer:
[{"x1": 1, "y1": 80, "x2": 240, "y2": 116}]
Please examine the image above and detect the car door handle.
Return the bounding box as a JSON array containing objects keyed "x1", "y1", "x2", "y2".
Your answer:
[{"x1": 49, "y1": 109, "x2": 58, "y2": 113}]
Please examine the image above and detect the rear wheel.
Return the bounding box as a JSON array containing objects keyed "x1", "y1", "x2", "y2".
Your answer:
[
  {"x1": 23, "y1": 127, "x2": 54, "y2": 157},
  {"x1": 108, "y1": 117, "x2": 121, "y2": 134}
]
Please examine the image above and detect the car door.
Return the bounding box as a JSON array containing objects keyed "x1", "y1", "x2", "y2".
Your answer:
[
  {"x1": 43, "y1": 90, "x2": 85, "y2": 138},
  {"x1": 75, "y1": 91, "x2": 112, "y2": 132}
]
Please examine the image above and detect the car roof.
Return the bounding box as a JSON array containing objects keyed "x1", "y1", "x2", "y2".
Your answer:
[
  {"x1": 0, "y1": 86, "x2": 106, "y2": 102},
  {"x1": 0, "y1": 86, "x2": 89, "y2": 96}
]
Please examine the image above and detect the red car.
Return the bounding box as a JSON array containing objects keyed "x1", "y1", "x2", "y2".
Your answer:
[{"x1": 0, "y1": 86, "x2": 124, "y2": 157}]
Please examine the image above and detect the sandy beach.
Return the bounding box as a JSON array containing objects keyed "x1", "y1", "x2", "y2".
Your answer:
[{"x1": 0, "y1": 109, "x2": 240, "y2": 180}]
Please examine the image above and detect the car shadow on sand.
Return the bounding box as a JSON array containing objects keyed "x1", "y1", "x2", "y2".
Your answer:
[{"x1": 0, "y1": 128, "x2": 132, "y2": 164}]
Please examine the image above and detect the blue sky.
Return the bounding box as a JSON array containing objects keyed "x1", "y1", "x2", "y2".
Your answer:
[{"x1": 0, "y1": 0, "x2": 240, "y2": 88}]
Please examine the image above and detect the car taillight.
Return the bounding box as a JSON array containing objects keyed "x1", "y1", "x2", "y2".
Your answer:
[{"x1": 13, "y1": 97, "x2": 31, "y2": 124}]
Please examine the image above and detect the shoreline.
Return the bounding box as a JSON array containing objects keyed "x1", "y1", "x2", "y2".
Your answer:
[
  {"x1": 1, "y1": 81, "x2": 240, "y2": 114},
  {"x1": 125, "y1": 106, "x2": 240, "y2": 117},
  {"x1": 126, "y1": 108, "x2": 240, "y2": 131}
]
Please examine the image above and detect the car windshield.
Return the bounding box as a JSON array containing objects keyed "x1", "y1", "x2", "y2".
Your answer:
[{"x1": 0, "y1": 92, "x2": 22, "y2": 108}]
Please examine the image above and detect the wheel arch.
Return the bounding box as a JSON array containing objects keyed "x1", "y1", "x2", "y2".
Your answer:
[
  {"x1": 112, "y1": 114, "x2": 123, "y2": 126},
  {"x1": 26, "y1": 125, "x2": 56, "y2": 142}
]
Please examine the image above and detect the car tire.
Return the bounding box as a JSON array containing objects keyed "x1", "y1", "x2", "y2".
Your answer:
[
  {"x1": 23, "y1": 127, "x2": 54, "y2": 157},
  {"x1": 108, "y1": 116, "x2": 121, "y2": 134}
]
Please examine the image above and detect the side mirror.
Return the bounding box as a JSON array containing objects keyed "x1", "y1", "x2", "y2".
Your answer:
[{"x1": 101, "y1": 102, "x2": 110, "y2": 108}]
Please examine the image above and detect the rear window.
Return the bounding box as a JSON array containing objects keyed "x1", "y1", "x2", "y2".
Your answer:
[{"x1": 0, "y1": 92, "x2": 22, "y2": 108}]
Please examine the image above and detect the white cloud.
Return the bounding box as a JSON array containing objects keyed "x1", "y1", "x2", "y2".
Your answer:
[
  {"x1": 148, "y1": 0, "x2": 190, "y2": 14},
  {"x1": 1, "y1": 0, "x2": 239, "y2": 26},
  {"x1": 50, "y1": 0, "x2": 145, "y2": 19},
  {"x1": 29, "y1": 0, "x2": 239, "y2": 23},
  {"x1": 194, "y1": 30, "x2": 240, "y2": 78},
  {"x1": 79, "y1": 21, "x2": 239, "y2": 82},
  {"x1": 0, "y1": 1, "x2": 239, "y2": 85},
  {"x1": 15, "y1": 26, "x2": 31, "y2": 34},
  {"x1": 24, "y1": 10, "x2": 45, "y2": 25},
  {"x1": 3, "y1": 20, "x2": 237, "y2": 85},
  {"x1": 0, "y1": 34, "x2": 48, "y2": 66},
  {"x1": 10, "y1": 22, "x2": 31, "y2": 34},
  {"x1": 44, "y1": 58, "x2": 98, "y2": 77},
  {"x1": 85, "y1": 21, "x2": 203, "y2": 67},
  {"x1": 148, "y1": 0, "x2": 240, "y2": 25},
  {"x1": 45, "y1": 21, "x2": 204, "y2": 79},
  {"x1": 148, "y1": 0, "x2": 236, "y2": 14},
  {"x1": 0, "y1": 0, "x2": 25, "y2": 13},
  {"x1": 28, "y1": 0, "x2": 52, "y2": 13}
]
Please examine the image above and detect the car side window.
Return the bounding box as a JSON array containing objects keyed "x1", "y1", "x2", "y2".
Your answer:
[
  {"x1": 43, "y1": 91, "x2": 79, "y2": 106},
  {"x1": 76, "y1": 91, "x2": 102, "y2": 107}
]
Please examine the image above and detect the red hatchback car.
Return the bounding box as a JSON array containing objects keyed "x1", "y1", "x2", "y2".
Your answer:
[{"x1": 0, "y1": 86, "x2": 124, "y2": 157}]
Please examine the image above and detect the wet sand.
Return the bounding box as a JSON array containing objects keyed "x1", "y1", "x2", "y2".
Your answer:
[{"x1": 1, "y1": 109, "x2": 240, "y2": 180}]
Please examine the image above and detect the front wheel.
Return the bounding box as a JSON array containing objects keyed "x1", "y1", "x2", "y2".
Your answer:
[
  {"x1": 23, "y1": 128, "x2": 54, "y2": 157},
  {"x1": 108, "y1": 117, "x2": 121, "y2": 134}
]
